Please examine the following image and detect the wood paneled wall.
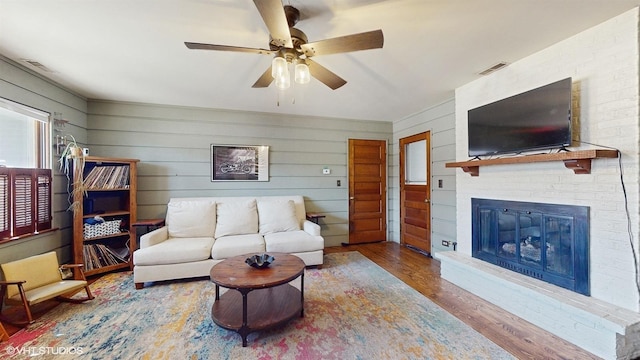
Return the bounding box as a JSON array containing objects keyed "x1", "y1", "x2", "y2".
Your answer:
[
  {"x1": 1, "y1": 53, "x2": 454, "y2": 255},
  {"x1": 391, "y1": 99, "x2": 456, "y2": 251},
  {"x1": 0, "y1": 56, "x2": 88, "y2": 264},
  {"x1": 87, "y1": 100, "x2": 392, "y2": 247}
]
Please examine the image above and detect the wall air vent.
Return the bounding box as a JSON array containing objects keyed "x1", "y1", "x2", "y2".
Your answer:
[
  {"x1": 479, "y1": 62, "x2": 509, "y2": 75},
  {"x1": 20, "y1": 59, "x2": 55, "y2": 72}
]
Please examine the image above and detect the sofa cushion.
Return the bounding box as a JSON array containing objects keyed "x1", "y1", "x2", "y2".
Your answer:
[
  {"x1": 214, "y1": 200, "x2": 258, "y2": 238},
  {"x1": 264, "y1": 230, "x2": 324, "y2": 253},
  {"x1": 257, "y1": 199, "x2": 301, "y2": 235},
  {"x1": 133, "y1": 237, "x2": 215, "y2": 266},
  {"x1": 211, "y1": 233, "x2": 265, "y2": 260},
  {"x1": 167, "y1": 200, "x2": 216, "y2": 238}
]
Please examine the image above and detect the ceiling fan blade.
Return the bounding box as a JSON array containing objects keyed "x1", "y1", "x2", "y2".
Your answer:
[
  {"x1": 301, "y1": 29, "x2": 384, "y2": 57},
  {"x1": 252, "y1": 66, "x2": 274, "y2": 88},
  {"x1": 253, "y1": 0, "x2": 293, "y2": 48},
  {"x1": 307, "y1": 59, "x2": 347, "y2": 90},
  {"x1": 185, "y1": 42, "x2": 274, "y2": 55}
]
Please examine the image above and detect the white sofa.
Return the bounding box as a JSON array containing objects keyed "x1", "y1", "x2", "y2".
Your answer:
[{"x1": 133, "y1": 195, "x2": 324, "y2": 289}]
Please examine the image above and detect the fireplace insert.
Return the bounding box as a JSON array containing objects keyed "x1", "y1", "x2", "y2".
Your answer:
[{"x1": 471, "y1": 198, "x2": 589, "y2": 295}]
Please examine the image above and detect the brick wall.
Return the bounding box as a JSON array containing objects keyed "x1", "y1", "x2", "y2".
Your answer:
[{"x1": 453, "y1": 8, "x2": 640, "y2": 311}]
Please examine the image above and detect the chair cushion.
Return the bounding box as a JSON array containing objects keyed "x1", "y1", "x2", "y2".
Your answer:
[
  {"x1": 211, "y1": 234, "x2": 265, "y2": 260},
  {"x1": 5, "y1": 280, "x2": 88, "y2": 306},
  {"x1": 1, "y1": 252, "x2": 62, "y2": 299},
  {"x1": 257, "y1": 199, "x2": 300, "y2": 235},
  {"x1": 264, "y1": 230, "x2": 324, "y2": 253},
  {"x1": 133, "y1": 237, "x2": 215, "y2": 266},
  {"x1": 214, "y1": 200, "x2": 258, "y2": 238},
  {"x1": 167, "y1": 200, "x2": 216, "y2": 238}
]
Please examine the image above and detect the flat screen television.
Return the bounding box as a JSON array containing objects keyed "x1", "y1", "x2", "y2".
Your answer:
[{"x1": 467, "y1": 77, "x2": 572, "y2": 157}]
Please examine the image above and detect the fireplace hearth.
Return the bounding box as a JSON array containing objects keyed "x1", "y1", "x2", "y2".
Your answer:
[{"x1": 471, "y1": 198, "x2": 589, "y2": 295}]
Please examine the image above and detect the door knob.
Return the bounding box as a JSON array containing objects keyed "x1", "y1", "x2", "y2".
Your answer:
[
  {"x1": 350, "y1": 197, "x2": 355, "y2": 200},
  {"x1": 424, "y1": 199, "x2": 430, "y2": 203}
]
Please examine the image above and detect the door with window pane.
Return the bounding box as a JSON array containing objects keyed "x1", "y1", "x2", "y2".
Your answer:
[{"x1": 400, "y1": 132, "x2": 431, "y2": 255}]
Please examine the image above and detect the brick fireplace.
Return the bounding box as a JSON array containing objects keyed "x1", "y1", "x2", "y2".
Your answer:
[{"x1": 437, "y1": 8, "x2": 640, "y2": 359}]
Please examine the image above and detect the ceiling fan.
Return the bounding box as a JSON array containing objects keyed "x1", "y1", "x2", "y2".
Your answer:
[{"x1": 184, "y1": 0, "x2": 384, "y2": 90}]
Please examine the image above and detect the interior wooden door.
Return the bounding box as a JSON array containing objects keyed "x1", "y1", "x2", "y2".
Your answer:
[
  {"x1": 347, "y1": 139, "x2": 387, "y2": 245},
  {"x1": 399, "y1": 132, "x2": 431, "y2": 255}
]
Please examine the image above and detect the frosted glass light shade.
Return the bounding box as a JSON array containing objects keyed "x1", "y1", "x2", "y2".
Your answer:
[
  {"x1": 275, "y1": 72, "x2": 290, "y2": 90},
  {"x1": 295, "y1": 63, "x2": 310, "y2": 84},
  {"x1": 271, "y1": 57, "x2": 288, "y2": 78}
]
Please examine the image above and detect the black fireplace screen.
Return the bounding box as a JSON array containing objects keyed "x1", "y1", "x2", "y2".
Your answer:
[{"x1": 472, "y1": 198, "x2": 589, "y2": 295}]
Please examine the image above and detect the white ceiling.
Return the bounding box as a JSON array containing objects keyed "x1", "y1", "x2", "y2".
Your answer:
[{"x1": 1, "y1": 0, "x2": 638, "y2": 121}]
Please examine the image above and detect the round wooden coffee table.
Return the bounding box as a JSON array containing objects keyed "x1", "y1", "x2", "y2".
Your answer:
[{"x1": 209, "y1": 252, "x2": 305, "y2": 347}]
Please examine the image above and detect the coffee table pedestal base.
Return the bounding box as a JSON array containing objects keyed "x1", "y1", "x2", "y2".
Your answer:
[{"x1": 211, "y1": 284, "x2": 303, "y2": 347}]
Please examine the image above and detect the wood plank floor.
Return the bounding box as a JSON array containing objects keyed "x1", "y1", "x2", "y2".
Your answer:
[
  {"x1": 326, "y1": 241, "x2": 601, "y2": 360},
  {"x1": 3, "y1": 242, "x2": 601, "y2": 359}
]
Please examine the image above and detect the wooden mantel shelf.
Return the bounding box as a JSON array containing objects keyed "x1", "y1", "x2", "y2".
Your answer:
[{"x1": 445, "y1": 149, "x2": 619, "y2": 176}]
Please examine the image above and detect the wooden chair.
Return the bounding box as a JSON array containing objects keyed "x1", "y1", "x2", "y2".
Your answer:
[
  {"x1": 0, "y1": 252, "x2": 94, "y2": 326},
  {"x1": 0, "y1": 321, "x2": 8, "y2": 341}
]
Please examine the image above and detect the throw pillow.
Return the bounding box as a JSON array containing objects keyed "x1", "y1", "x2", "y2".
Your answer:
[
  {"x1": 257, "y1": 199, "x2": 300, "y2": 234},
  {"x1": 167, "y1": 200, "x2": 216, "y2": 238},
  {"x1": 214, "y1": 199, "x2": 259, "y2": 238}
]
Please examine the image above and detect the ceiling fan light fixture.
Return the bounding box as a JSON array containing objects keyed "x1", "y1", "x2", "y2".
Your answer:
[
  {"x1": 185, "y1": 2, "x2": 384, "y2": 92},
  {"x1": 271, "y1": 56, "x2": 288, "y2": 78},
  {"x1": 275, "y1": 72, "x2": 291, "y2": 90},
  {"x1": 295, "y1": 63, "x2": 311, "y2": 85}
]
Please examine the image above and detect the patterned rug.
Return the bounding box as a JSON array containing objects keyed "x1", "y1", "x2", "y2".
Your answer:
[{"x1": 2, "y1": 252, "x2": 515, "y2": 359}]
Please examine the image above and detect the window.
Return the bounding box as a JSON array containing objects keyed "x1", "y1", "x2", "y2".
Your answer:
[
  {"x1": 0, "y1": 98, "x2": 52, "y2": 241},
  {"x1": 404, "y1": 139, "x2": 427, "y2": 185}
]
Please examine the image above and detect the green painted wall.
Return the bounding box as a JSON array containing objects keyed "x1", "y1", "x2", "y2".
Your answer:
[
  {"x1": 0, "y1": 54, "x2": 457, "y2": 262},
  {"x1": 392, "y1": 99, "x2": 457, "y2": 252},
  {"x1": 87, "y1": 100, "x2": 392, "y2": 246},
  {"x1": 0, "y1": 56, "x2": 87, "y2": 264}
]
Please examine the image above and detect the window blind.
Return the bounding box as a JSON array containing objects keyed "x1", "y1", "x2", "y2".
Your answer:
[{"x1": 0, "y1": 168, "x2": 52, "y2": 240}]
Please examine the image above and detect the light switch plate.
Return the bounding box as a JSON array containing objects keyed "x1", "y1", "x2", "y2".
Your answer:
[{"x1": 323, "y1": 168, "x2": 331, "y2": 175}]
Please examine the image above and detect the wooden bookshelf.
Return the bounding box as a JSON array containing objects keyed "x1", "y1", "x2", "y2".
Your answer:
[
  {"x1": 445, "y1": 149, "x2": 618, "y2": 176},
  {"x1": 72, "y1": 156, "x2": 139, "y2": 277}
]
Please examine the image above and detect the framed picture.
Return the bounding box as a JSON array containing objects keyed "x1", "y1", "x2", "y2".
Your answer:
[{"x1": 211, "y1": 144, "x2": 269, "y2": 182}]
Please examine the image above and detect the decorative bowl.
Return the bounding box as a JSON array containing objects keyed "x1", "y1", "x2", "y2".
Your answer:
[{"x1": 245, "y1": 254, "x2": 275, "y2": 269}]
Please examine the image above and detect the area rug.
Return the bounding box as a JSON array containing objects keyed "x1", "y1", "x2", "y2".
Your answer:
[{"x1": 2, "y1": 252, "x2": 515, "y2": 359}]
